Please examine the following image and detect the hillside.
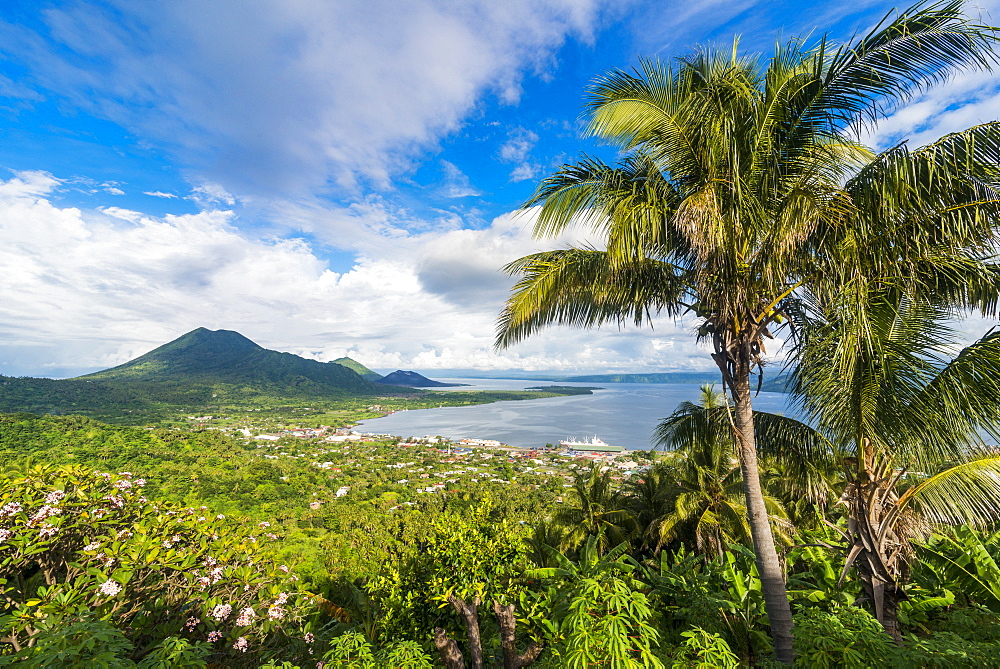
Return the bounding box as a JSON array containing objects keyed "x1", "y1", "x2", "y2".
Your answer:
[
  {"x1": 81, "y1": 327, "x2": 377, "y2": 394},
  {"x1": 0, "y1": 328, "x2": 416, "y2": 421},
  {"x1": 332, "y1": 356, "x2": 383, "y2": 381}
]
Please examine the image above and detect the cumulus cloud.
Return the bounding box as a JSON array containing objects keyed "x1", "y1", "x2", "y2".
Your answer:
[
  {"x1": 0, "y1": 170, "x2": 723, "y2": 377},
  {"x1": 1, "y1": 1, "x2": 608, "y2": 197}
]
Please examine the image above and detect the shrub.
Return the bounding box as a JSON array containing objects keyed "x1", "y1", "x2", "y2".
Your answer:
[{"x1": 791, "y1": 606, "x2": 891, "y2": 669}]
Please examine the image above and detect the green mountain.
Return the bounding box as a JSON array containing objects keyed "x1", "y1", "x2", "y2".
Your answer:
[
  {"x1": 332, "y1": 356, "x2": 382, "y2": 381},
  {"x1": 0, "y1": 328, "x2": 407, "y2": 421},
  {"x1": 78, "y1": 327, "x2": 380, "y2": 395}
]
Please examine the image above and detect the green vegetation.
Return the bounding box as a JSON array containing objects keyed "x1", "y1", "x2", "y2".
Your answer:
[{"x1": 331, "y1": 357, "x2": 383, "y2": 382}]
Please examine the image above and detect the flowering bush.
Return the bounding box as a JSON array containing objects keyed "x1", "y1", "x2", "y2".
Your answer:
[{"x1": 0, "y1": 466, "x2": 317, "y2": 665}]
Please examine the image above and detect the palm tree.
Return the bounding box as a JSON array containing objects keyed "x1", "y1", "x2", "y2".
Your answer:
[
  {"x1": 646, "y1": 386, "x2": 795, "y2": 559},
  {"x1": 552, "y1": 464, "x2": 637, "y2": 554},
  {"x1": 772, "y1": 294, "x2": 1000, "y2": 641},
  {"x1": 495, "y1": 4, "x2": 1000, "y2": 661}
]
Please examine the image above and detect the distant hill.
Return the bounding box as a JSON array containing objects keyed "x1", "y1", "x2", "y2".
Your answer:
[
  {"x1": 0, "y1": 328, "x2": 416, "y2": 421},
  {"x1": 331, "y1": 356, "x2": 382, "y2": 381},
  {"x1": 565, "y1": 372, "x2": 722, "y2": 384},
  {"x1": 377, "y1": 370, "x2": 463, "y2": 388}
]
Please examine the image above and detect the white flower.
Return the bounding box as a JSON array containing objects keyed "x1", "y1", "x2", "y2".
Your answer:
[
  {"x1": 44, "y1": 490, "x2": 65, "y2": 505},
  {"x1": 114, "y1": 480, "x2": 133, "y2": 490},
  {"x1": 83, "y1": 541, "x2": 101, "y2": 551},
  {"x1": 211, "y1": 603, "x2": 232, "y2": 621},
  {"x1": 233, "y1": 636, "x2": 248, "y2": 652},
  {"x1": 99, "y1": 580, "x2": 121, "y2": 596},
  {"x1": 38, "y1": 525, "x2": 58, "y2": 539},
  {"x1": 0, "y1": 528, "x2": 12, "y2": 543},
  {"x1": 235, "y1": 606, "x2": 256, "y2": 626},
  {"x1": 134, "y1": 479, "x2": 146, "y2": 487},
  {"x1": 1, "y1": 502, "x2": 22, "y2": 516}
]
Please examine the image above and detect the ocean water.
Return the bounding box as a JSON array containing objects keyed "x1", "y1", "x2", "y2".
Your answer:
[{"x1": 357, "y1": 378, "x2": 794, "y2": 451}]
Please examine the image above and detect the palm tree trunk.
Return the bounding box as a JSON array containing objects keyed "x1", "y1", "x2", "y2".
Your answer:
[{"x1": 720, "y1": 353, "x2": 796, "y2": 664}]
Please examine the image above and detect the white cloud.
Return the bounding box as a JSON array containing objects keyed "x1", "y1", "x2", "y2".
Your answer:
[
  {"x1": 438, "y1": 161, "x2": 482, "y2": 198},
  {"x1": 0, "y1": 170, "x2": 725, "y2": 377},
  {"x1": 498, "y1": 127, "x2": 539, "y2": 163},
  {"x1": 509, "y1": 163, "x2": 540, "y2": 182},
  {"x1": 4, "y1": 1, "x2": 609, "y2": 197},
  {"x1": 104, "y1": 186, "x2": 125, "y2": 195},
  {"x1": 144, "y1": 190, "x2": 178, "y2": 199}
]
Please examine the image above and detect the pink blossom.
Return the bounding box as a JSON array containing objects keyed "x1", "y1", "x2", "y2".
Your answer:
[
  {"x1": 304, "y1": 632, "x2": 315, "y2": 644},
  {"x1": 278, "y1": 565, "x2": 289, "y2": 573},
  {"x1": 267, "y1": 606, "x2": 285, "y2": 620},
  {"x1": 93, "y1": 508, "x2": 108, "y2": 518},
  {"x1": 274, "y1": 592, "x2": 289, "y2": 605},
  {"x1": 203, "y1": 556, "x2": 218, "y2": 567},
  {"x1": 172, "y1": 535, "x2": 182, "y2": 542},
  {"x1": 233, "y1": 637, "x2": 248, "y2": 653},
  {"x1": 266, "y1": 533, "x2": 278, "y2": 540},
  {"x1": 113, "y1": 480, "x2": 133, "y2": 490},
  {"x1": 99, "y1": 472, "x2": 112, "y2": 480},
  {"x1": 207, "y1": 631, "x2": 223, "y2": 642},
  {"x1": 38, "y1": 525, "x2": 58, "y2": 539},
  {"x1": 198, "y1": 517, "x2": 206, "y2": 522},
  {"x1": 309, "y1": 501, "x2": 321, "y2": 510},
  {"x1": 99, "y1": 580, "x2": 121, "y2": 596},
  {"x1": 258, "y1": 521, "x2": 270, "y2": 528},
  {"x1": 117, "y1": 472, "x2": 133, "y2": 478},
  {"x1": 162, "y1": 540, "x2": 174, "y2": 549},
  {"x1": 196, "y1": 576, "x2": 211, "y2": 590},
  {"x1": 0, "y1": 528, "x2": 12, "y2": 544},
  {"x1": 83, "y1": 541, "x2": 101, "y2": 551},
  {"x1": 209, "y1": 567, "x2": 224, "y2": 584},
  {"x1": 116, "y1": 529, "x2": 133, "y2": 540},
  {"x1": 184, "y1": 616, "x2": 200, "y2": 630},
  {"x1": 235, "y1": 606, "x2": 256, "y2": 626},
  {"x1": 211, "y1": 603, "x2": 232, "y2": 621},
  {"x1": 216, "y1": 514, "x2": 225, "y2": 520},
  {"x1": 44, "y1": 490, "x2": 65, "y2": 504},
  {"x1": 134, "y1": 479, "x2": 146, "y2": 487}
]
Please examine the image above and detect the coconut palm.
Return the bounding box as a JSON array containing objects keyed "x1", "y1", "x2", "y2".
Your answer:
[
  {"x1": 773, "y1": 294, "x2": 1000, "y2": 641},
  {"x1": 552, "y1": 464, "x2": 637, "y2": 554},
  {"x1": 647, "y1": 386, "x2": 797, "y2": 558},
  {"x1": 495, "y1": 4, "x2": 1000, "y2": 660}
]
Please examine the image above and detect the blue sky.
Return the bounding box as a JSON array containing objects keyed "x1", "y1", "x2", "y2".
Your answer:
[{"x1": 1, "y1": 0, "x2": 998, "y2": 377}]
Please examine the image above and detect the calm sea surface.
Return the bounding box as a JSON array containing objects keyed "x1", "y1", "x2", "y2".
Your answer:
[{"x1": 357, "y1": 378, "x2": 795, "y2": 451}]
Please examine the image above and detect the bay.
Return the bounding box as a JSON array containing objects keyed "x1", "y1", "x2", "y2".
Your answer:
[{"x1": 357, "y1": 378, "x2": 795, "y2": 450}]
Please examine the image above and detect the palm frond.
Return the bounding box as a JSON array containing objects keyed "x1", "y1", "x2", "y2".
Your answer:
[
  {"x1": 901, "y1": 457, "x2": 1000, "y2": 526},
  {"x1": 495, "y1": 249, "x2": 688, "y2": 349}
]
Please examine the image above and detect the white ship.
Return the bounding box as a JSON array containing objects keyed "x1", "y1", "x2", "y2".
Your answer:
[{"x1": 559, "y1": 436, "x2": 626, "y2": 452}]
